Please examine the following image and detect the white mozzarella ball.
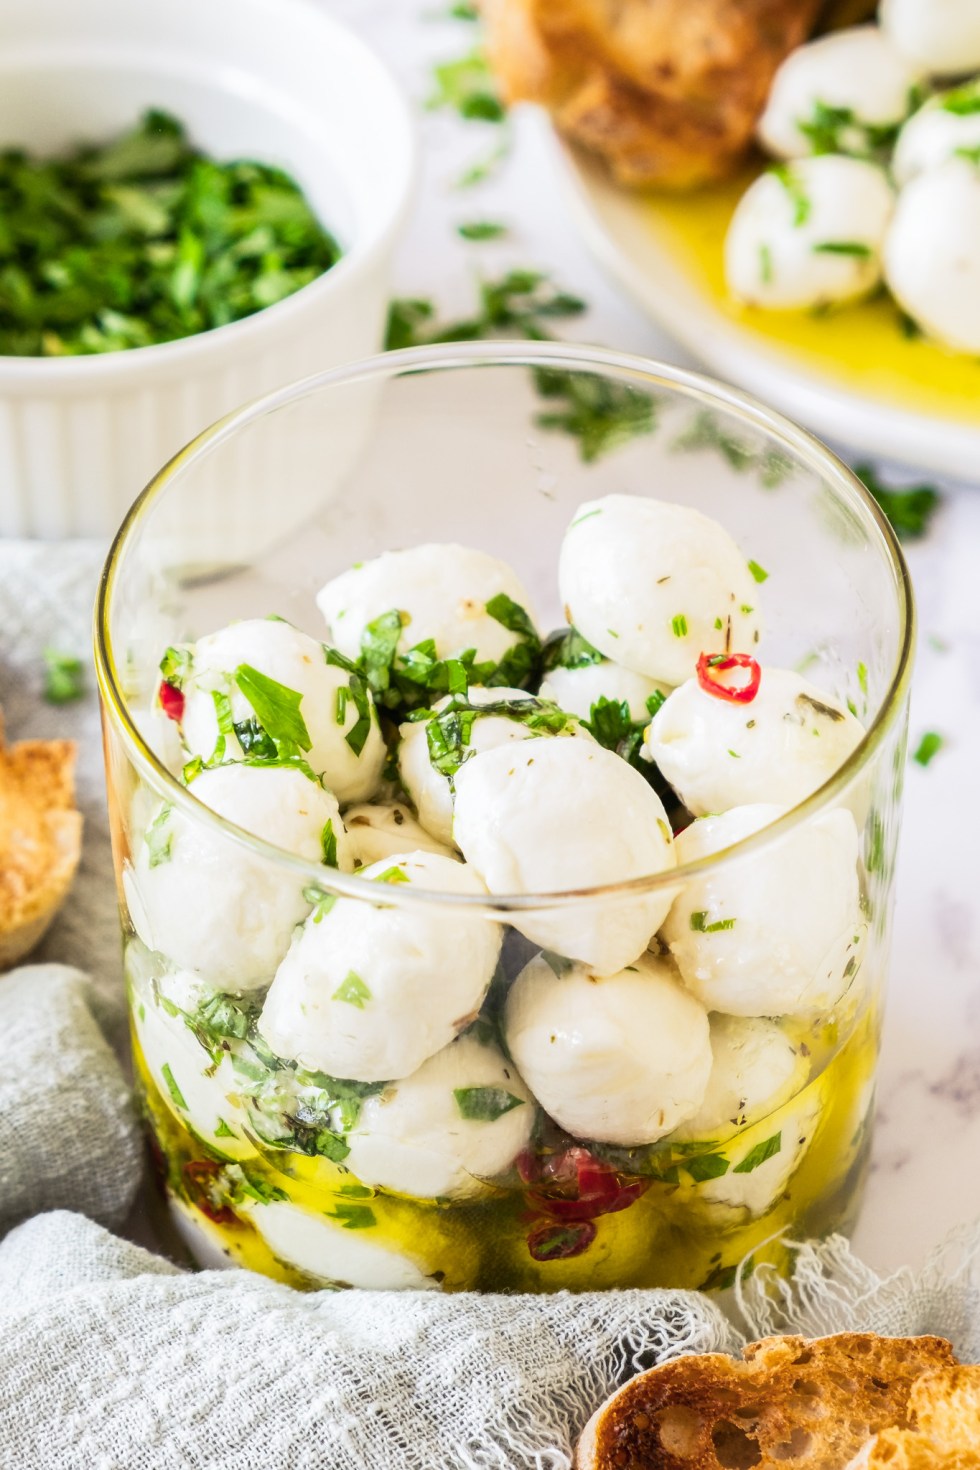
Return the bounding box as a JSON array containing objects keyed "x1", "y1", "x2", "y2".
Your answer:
[
  {"x1": 179, "y1": 619, "x2": 385, "y2": 805},
  {"x1": 726, "y1": 156, "x2": 894, "y2": 309},
  {"x1": 342, "y1": 801, "x2": 456, "y2": 867},
  {"x1": 880, "y1": 0, "x2": 980, "y2": 77},
  {"x1": 644, "y1": 667, "x2": 863, "y2": 817},
  {"x1": 245, "y1": 1200, "x2": 439, "y2": 1290},
  {"x1": 453, "y1": 739, "x2": 677, "y2": 975},
  {"x1": 345, "y1": 1033, "x2": 535, "y2": 1201},
  {"x1": 317, "y1": 544, "x2": 537, "y2": 674},
  {"x1": 700, "y1": 1091, "x2": 821, "y2": 1219},
  {"x1": 133, "y1": 973, "x2": 255, "y2": 1159},
  {"x1": 399, "y1": 687, "x2": 586, "y2": 848},
  {"x1": 674, "y1": 1015, "x2": 808, "y2": 1142},
  {"x1": 884, "y1": 158, "x2": 980, "y2": 353},
  {"x1": 757, "y1": 26, "x2": 921, "y2": 160},
  {"x1": 661, "y1": 803, "x2": 863, "y2": 1017},
  {"x1": 539, "y1": 661, "x2": 670, "y2": 725},
  {"x1": 558, "y1": 495, "x2": 763, "y2": 687},
  {"x1": 893, "y1": 84, "x2": 980, "y2": 184},
  {"x1": 259, "y1": 852, "x2": 502, "y2": 1083},
  {"x1": 504, "y1": 951, "x2": 711, "y2": 1146},
  {"x1": 131, "y1": 765, "x2": 353, "y2": 990}
]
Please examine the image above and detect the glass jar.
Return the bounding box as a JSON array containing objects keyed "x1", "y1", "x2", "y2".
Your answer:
[{"x1": 96, "y1": 343, "x2": 914, "y2": 1293}]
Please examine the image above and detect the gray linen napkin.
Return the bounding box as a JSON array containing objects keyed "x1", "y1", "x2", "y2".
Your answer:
[{"x1": 0, "y1": 964, "x2": 142, "y2": 1232}]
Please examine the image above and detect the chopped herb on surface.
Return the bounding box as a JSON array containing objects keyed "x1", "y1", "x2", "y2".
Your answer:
[
  {"x1": 856, "y1": 463, "x2": 941, "y2": 542},
  {"x1": 690, "y1": 910, "x2": 736, "y2": 933},
  {"x1": 747, "y1": 559, "x2": 769, "y2": 584},
  {"x1": 303, "y1": 886, "x2": 338, "y2": 924},
  {"x1": 326, "y1": 1202, "x2": 377, "y2": 1230},
  {"x1": 454, "y1": 1086, "x2": 525, "y2": 1121},
  {"x1": 332, "y1": 971, "x2": 371, "y2": 1009},
  {"x1": 321, "y1": 820, "x2": 339, "y2": 868},
  {"x1": 671, "y1": 613, "x2": 688, "y2": 638},
  {"x1": 773, "y1": 164, "x2": 812, "y2": 227},
  {"x1": 145, "y1": 806, "x2": 174, "y2": 869},
  {"x1": 812, "y1": 240, "x2": 873, "y2": 257},
  {"x1": 233, "y1": 664, "x2": 311, "y2": 752},
  {"x1": 0, "y1": 110, "x2": 341, "y2": 357},
  {"x1": 42, "y1": 649, "x2": 85, "y2": 704},
  {"x1": 541, "y1": 627, "x2": 605, "y2": 672},
  {"x1": 457, "y1": 220, "x2": 508, "y2": 240},
  {"x1": 733, "y1": 1132, "x2": 782, "y2": 1174},
  {"x1": 912, "y1": 731, "x2": 944, "y2": 767},
  {"x1": 429, "y1": 49, "x2": 505, "y2": 123}
]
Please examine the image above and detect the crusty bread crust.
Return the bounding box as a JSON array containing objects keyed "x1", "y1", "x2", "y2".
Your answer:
[
  {"x1": 0, "y1": 716, "x2": 82, "y2": 969},
  {"x1": 845, "y1": 1365, "x2": 980, "y2": 1469},
  {"x1": 575, "y1": 1333, "x2": 956, "y2": 1470}
]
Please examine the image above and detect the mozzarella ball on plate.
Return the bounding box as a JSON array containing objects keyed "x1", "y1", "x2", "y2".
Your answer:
[
  {"x1": 660, "y1": 803, "x2": 863, "y2": 1017},
  {"x1": 504, "y1": 951, "x2": 712, "y2": 1147},
  {"x1": 893, "y1": 83, "x2": 980, "y2": 184},
  {"x1": 179, "y1": 618, "x2": 385, "y2": 805},
  {"x1": 244, "y1": 1200, "x2": 439, "y2": 1290},
  {"x1": 129, "y1": 764, "x2": 353, "y2": 991},
  {"x1": 558, "y1": 495, "x2": 763, "y2": 687},
  {"x1": 399, "y1": 687, "x2": 585, "y2": 848},
  {"x1": 344, "y1": 1033, "x2": 535, "y2": 1201},
  {"x1": 259, "y1": 852, "x2": 502, "y2": 1083},
  {"x1": 880, "y1": 0, "x2": 980, "y2": 77},
  {"x1": 453, "y1": 739, "x2": 677, "y2": 975},
  {"x1": 884, "y1": 158, "x2": 980, "y2": 354},
  {"x1": 342, "y1": 800, "x2": 456, "y2": 867},
  {"x1": 757, "y1": 26, "x2": 921, "y2": 161},
  {"x1": 726, "y1": 156, "x2": 894, "y2": 309},
  {"x1": 317, "y1": 544, "x2": 538, "y2": 677},
  {"x1": 539, "y1": 660, "x2": 670, "y2": 725},
  {"x1": 643, "y1": 666, "x2": 863, "y2": 817}
]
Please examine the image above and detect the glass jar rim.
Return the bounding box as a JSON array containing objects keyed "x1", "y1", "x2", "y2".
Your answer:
[{"x1": 94, "y1": 339, "x2": 915, "y2": 915}]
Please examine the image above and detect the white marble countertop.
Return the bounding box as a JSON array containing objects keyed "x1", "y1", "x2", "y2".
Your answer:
[{"x1": 3, "y1": 0, "x2": 978, "y2": 1283}]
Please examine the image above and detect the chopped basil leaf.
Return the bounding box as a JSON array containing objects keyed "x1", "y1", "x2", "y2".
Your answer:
[
  {"x1": 425, "y1": 693, "x2": 572, "y2": 780},
  {"x1": 685, "y1": 1152, "x2": 730, "y2": 1183},
  {"x1": 773, "y1": 164, "x2": 811, "y2": 226},
  {"x1": 233, "y1": 664, "x2": 311, "y2": 751},
  {"x1": 145, "y1": 805, "x2": 174, "y2": 868},
  {"x1": 671, "y1": 613, "x2": 688, "y2": 638},
  {"x1": 359, "y1": 609, "x2": 405, "y2": 698},
  {"x1": 856, "y1": 463, "x2": 941, "y2": 542},
  {"x1": 943, "y1": 79, "x2": 980, "y2": 115},
  {"x1": 857, "y1": 662, "x2": 868, "y2": 696},
  {"x1": 812, "y1": 240, "x2": 872, "y2": 258},
  {"x1": 646, "y1": 690, "x2": 666, "y2": 719},
  {"x1": 458, "y1": 220, "x2": 507, "y2": 240},
  {"x1": 375, "y1": 865, "x2": 409, "y2": 884},
  {"x1": 428, "y1": 49, "x2": 505, "y2": 124},
  {"x1": 332, "y1": 971, "x2": 371, "y2": 1009},
  {"x1": 160, "y1": 1061, "x2": 187, "y2": 1110},
  {"x1": 213, "y1": 1118, "x2": 235, "y2": 1139},
  {"x1": 912, "y1": 731, "x2": 944, "y2": 767},
  {"x1": 385, "y1": 297, "x2": 436, "y2": 351},
  {"x1": 541, "y1": 626, "x2": 605, "y2": 672},
  {"x1": 732, "y1": 1132, "x2": 782, "y2": 1174},
  {"x1": 747, "y1": 560, "x2": 769, "y2": 584},
  {"x1": 42, "y1": 648, "x2": 85, "y2": 704},
  {"x1": 321, "y1": 819, "x2": 339, "y2": 868},
  {"x1": 232, "y1": 716, "x2": 277, "y2": 759},
  {"x1": 453, "y1": 1085, "x2": 525, "y2": 1122},
  {"x1": 796, "y1": 100, "x2": 899, "y2": 158},
  {"x1": 303, "y1": 885, "x2": 337, "y2": 923},
  {"x1": 210, "y1": 688, "x2": 234, "y2": 763},
  {"x1": 534, "y1": 366, "x2": 658, "y2": 463},
  {"x1": 159, "y1": 645, "x2": 193, "y2": 687},
  {"x1": 690, "y1": 910, "x2": 736, "y2": 933}
]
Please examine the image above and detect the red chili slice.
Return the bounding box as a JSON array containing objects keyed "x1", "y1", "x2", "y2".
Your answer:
[
  {"x1": 527, "y1": 1219, "x2": 597, "y2": 1262},
  {"x1": 696, "y1": 652, "x2": 761, "y2": 704},
  {"x1": 182, "y1": 1160, "x2": 235, "y2": 1225},
  {"x1": 158, "y1": 679, "x2": 185, "y2": 723},
  {"x1": 527, "y1": 1145, "x2": 649, "y2": 1223}
]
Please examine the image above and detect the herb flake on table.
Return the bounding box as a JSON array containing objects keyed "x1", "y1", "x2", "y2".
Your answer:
[
  {"x1": 42, "y1": 649, "x2": 85, "y2": 704},
  {"x1": 428, "y1": 48, "x2": 505, "y2": 123},
  {"x1": 912, "y1": 731, "x2": 944, "y2": 767},
  {"x1": 855, "y1": 463, "x2": 941, "y2": 541}
]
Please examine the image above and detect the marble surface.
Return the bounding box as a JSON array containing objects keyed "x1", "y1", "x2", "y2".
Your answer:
[{"x1": 2, "y1": 0, "x2": 978, "y2": 1281}]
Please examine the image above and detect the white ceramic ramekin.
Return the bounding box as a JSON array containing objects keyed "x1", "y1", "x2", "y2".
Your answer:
[{"x1": 0, "y1": 0, "x2": 415, "y2": 539}]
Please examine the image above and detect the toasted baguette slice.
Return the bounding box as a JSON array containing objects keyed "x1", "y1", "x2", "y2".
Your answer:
[
  {"x1": 846, "y1": 1365, "x2": 980, "y2": 1469},
  {"x1": 575, "y1": 1333, "x2": 956, "y2": 1470},
  {"x1": 0, "y1": 714, "x2": 82, "y2": 969}
]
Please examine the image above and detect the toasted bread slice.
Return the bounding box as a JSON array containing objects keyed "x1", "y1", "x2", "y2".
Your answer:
[
  {"x1": 575, "y1": 1333, "x2": 956, "y2": 1470},
  {"x1": 0, "y1": 713, "x2": 82, "y2": 969},
  {"x1": 846, "y1": 1366, "x2": 980, "y2": 1469}
]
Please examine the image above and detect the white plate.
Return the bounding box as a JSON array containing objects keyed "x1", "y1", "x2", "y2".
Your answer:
[{"x1": 552, "y1": 132, "x2": 980, "y2": 482}]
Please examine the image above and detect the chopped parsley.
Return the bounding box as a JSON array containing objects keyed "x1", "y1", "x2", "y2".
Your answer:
[
  {"x1": 428, "y1": 48, "x2": 505, "y2": 123},
  {"x1": 533, "y1": 366, "x2": 659, "y2": 463},
  {"x1": 332, "y1": 971, "x2": 371, "y2": 1009},
  {"x1": 912, "y1": 731, "x2": 944, "y2": 767},
  {"x1": 732, "y1": 1132, "x2": 782, "y2": 1174},
  {"x1": 855, "y1": 463, "x2": 941, "y2": 542},
  {"x1": 42, "y1": 649, "x2": 85, "y2": 704},
  {"x1": 145, "y1": 805, "x2": 174, "y2": 868},
  {"x1": 453, "y1": 1086, "x2": 525, "y2": 1121},
  {"x1": 585, "y1": 693, "x2": 665, "y2": 782},
  {"x1": 747, "y1": 559, "x2": 769, "y2": 584},
  {"x1": 690, "y1": 911, "x2": 736, "y2": 933},
  {"x1": 233, "y1": 664, "x2": 311, "y2": 751},
  {"x1": 325, "y1": 1202, "x2": 377, "y2": 1230}
]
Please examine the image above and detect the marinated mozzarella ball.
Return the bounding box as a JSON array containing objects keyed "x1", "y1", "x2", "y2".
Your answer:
[
  {"x1": 644, "y1": 667, "x2": 863, "y2": 817},
  {"x1": 661, "y1": 803, "x2": 863, "y2": 1017},
  {"x1": 130, "y1": 764, "x2": 353, "y2": 990},
  {"x1": 504, "y1": 951, "x2": 712, "y2": 1147},
  {"x1": 453, "y1": 740, "x2": 677, "y2": 975},
  {"x1": 893, "y1": 84, "x2": 980, "y2": 184},
  {"x1": 179, "y1": 618, "x2": 385, "y2": 805},
  {"x1": 539, "y1": 660, "x2": 670, "y2": 725},
  {"x1": 259, "y1": 852, "x2": 502, "y2": 1083},
  {"x1": 342, "y1": 801, "x2": 456, "y2": 867},
  {"x1": 344, "y1": 1033, "x2": 535, "y2": 1201},
  {"x1": 399, "y1": 687, "x2": 585, "y2": 848},
  {"x1": 244, "y1": 1201, "x2": 439, "y2": 1290},
  {"x1": 884, "y1": 159, "x2": 980, "y2": 354},
  {"x1": 726, "y1": 156, "x2": 894, "y2": 309},
  {"x1": 757, "y1": 26, "x2": 921, "y2": 160},
  {"x1": 558, "y1": 495, "x2": 763, "y2": 687},
  {"x1": 317, "y1": 544, "x2": 538, "y2": 677},
  {"x1": 674, "y1": 1015, "x2": 808, "y2": 1143},
  {"x1": 880, "y1": 0, "x2": 980, "y2": 77}
]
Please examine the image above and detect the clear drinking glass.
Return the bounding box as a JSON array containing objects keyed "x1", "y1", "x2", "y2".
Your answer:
[{"x1": 95, "y1": 343, "x2": 914, "y2": 1294}]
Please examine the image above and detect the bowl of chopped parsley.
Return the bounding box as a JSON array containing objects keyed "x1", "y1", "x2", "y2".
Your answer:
[{"x1": 0, "y1": 0, "x2": 415, "y2": 539}]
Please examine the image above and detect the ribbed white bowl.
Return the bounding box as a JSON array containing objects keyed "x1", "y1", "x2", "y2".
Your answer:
[{"x1": 0, "y1": 0, "x2": 416, "y2": 539}]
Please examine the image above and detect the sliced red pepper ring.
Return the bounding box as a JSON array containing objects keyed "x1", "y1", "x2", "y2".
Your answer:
[
  {"x1": 158, "y1": 679, "x2": 185, "y2": 723},
  {"x1": 526, "y1": 1219, "x2": 597, "y2": 1262},
  {"x1": 525, "y1": 1145, "x2": 649, "y2": 1223},
  {"x1": 696, "y1": 652, "x2": 761, "y2": 704}
]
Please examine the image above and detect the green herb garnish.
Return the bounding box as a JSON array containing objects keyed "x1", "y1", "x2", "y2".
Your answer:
[
  {"x1": 321, "y1": 819, "x2": 339, "y2": 868},
  {"x1": 326, "y1": 1202, "x2": 377, "y2": 1230},
  {"x1": 733, "y1": 1132, "x2": 782, "y2": 1174},
  {"x1": 332, "y1": 971, "x2": 371, "y2": 1009},
  {"x1": 541, "y1": 626, "x2": 606, "y2": 672},
  {"x1": 160, "y1": 1062, "x2": 187, "y2": 1110},
  {"x1": 812, "y1": 240, "x2": 873, "y2": 257},
  {"x1": 145, "y1": 805, "x2": 174, "y2": 868},
  {"x1": 773, "y1": 164, "x2": 812, "y2": 227},
  {"x1": 747, "y1": 560, "x2": 769, "y2": 584},
  {"x1": 303, "y1": 885, "x2": 338, "y2": 923},
  {"x1": 233, "y1": 664, "x2": 311, "y2": 751},
  {"x1": 159, "y1": 645, "x2": 192, "y2": 687},
  {"x1": 429, "y1": 49, "x2": 505, "y2": 123},
  {"x1": 671, "y1": 613, "x2": 688, "y2": 638},
  {"x1": 453, "y1": 1086, "x2": 525, "y2": 1122},
  {"x1": 42, "y1": 649, "x2": 85, "y2": 704},
  {"x1": 458, "y1": 220, "x2": 507, "y2": 240},
  {"x1": 690, "y1": 911, "x2": 736, "y2": 933},
  {"x1": 376, "y1": 865, "x2": 409, "y2": 884},
  {"x1": 912, "y1": 731, "x2": 944, "y2": 767},
  {"x1": 856, "y1": 463, "x2": 941, "y2": 542},
  {"x1": 210, "y1": 688, "x2": 235, "y2": 763}
]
